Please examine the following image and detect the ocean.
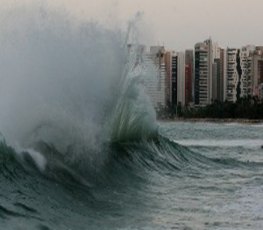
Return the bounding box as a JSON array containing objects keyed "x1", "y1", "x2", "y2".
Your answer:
[
  {"x1": 0, "y1": 4, "x2": 263, "y2": 230},
  {"x1": 1, "y1": 122, "x2": 263, "y2": 230}
]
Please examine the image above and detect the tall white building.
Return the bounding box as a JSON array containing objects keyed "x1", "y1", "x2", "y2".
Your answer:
[
  {"x1": 167, "y1": 51, "x2": 186, "y2": 107},
  {"x1": 240, "y1": 45, "x2": 255, "y2": 97},
  {"x1": 194, "y1": 39, "x2": 213, "y2": 106},
  {"x1": 144, "y1": 46, "x2": 167, "y2": 110},
  {"x1": 226, "y1": 45, "x2": 257, "y2": 102},
  {"x1": 252, "y1": 47, "x2": 263, "y2": 99},
  {"x1": 226, "y1": 46, "x2": 263, "y2": 102},
  {"x1": 212, "y1": 43, "x2": 221, "y2": 101},
  {"x1": 226, "y1": 48, "x2": 239, "y2": 102},
  {"x1": 176, "y1": 52, "x2": 186, "y2": 106}
]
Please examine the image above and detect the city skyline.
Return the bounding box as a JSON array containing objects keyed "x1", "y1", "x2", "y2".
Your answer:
[
  {"x1": 141, "y1": 40, "x2": 263, "y2": 111},
  {"x1": 5, "y1": 0, "x2": 263, "y2": 50}
]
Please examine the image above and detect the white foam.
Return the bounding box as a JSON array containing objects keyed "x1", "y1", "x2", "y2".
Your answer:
[
  {"x1": 0, "y1": 4, "x2": 156, "y2": 164},
  {"x1": 175, "y1": 139, "x2": 263, "y2": 149},
  {"x1": 25, "y1": 149, "x2": 47, "y2": 172},
  {"x1": 224, "y1": 122, "x2": 263, "y2": 128},
  {"x1": 14, "y1": 144, "x2": 47, "y2": 172}
]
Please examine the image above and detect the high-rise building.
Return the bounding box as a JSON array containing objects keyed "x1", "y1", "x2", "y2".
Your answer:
[
  {"x1": 169, "y1": 52, "x2": 186, "y2": 107},
  {"x1": 212, "y1": 61, "x2": 219, "y2": 101},
  {"x1": 212, "y1": 48, "x2": 225, "y2": 102},
  {"x1": 185, "y1": 50, "x2": 194, "y2": 105},
  {"x1": 240, "y1": 45, "x2": 255, "y2": 97},
  {"x1": 163, "y1": 51, "x2": 186, "y2": 108},
  {"x1": 144, "y1": 46, "x2": 167, "y2": 110},
  {"x1": 225, "y1": 45, "x2": 259, "y2": 102},
  {"x1": 252, "y1": 46, "x2": 263, "y2": 99},
  {"x1": 194, "y1": 39, "x2": 213, "y2": 106},
  {"x1": 221, "y1": 49, "x2": 227, "y2": 102},
  {"x1": 226, "y1": 46, "x2": 263, "y2": 102},
  {"x1": 164, "y1": 51, "x2": 172, "y2": 106},
  {"x1": 171, "y1": 52, "x2": 178, "y2": 107},
  {"x1": 211, "y1": 43, "x2": 225, "y2": 102},
  {"x1": 226, "y1": 48, "x2": 240, "y2": 102},
  {"x1": 177, "y1": 52, "x2": 186, "y2": 106}
]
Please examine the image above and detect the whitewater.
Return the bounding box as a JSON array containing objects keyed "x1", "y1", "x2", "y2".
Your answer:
[{"x1": 0, "y1": 4, "x2": 263, "y2": 230}]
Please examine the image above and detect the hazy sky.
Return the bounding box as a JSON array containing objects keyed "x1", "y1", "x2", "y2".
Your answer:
[{"x1": 7, "y1": 0, "x2": 263, "y2": 50}]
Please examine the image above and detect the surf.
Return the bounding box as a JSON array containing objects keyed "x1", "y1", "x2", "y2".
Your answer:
[
  {"x1": 0, "y1": 3, "x2": 160, "y2": 185},
  {"x1": 0, "y1": 3, "x2": 254, "y2": 185}
]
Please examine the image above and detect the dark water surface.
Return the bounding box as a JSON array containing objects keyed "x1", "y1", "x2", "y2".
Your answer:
[{"x1": 1, "y1": 121, "x2": 263, "y2": 230}]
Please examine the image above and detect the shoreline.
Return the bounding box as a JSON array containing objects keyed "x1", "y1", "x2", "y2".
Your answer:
[{"x1": 158, "y1": 117, "x2": 263, "y2": 124}]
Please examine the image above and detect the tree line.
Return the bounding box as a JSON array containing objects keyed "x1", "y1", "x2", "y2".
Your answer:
[{"x1": 158, "y1": 96, "x2": 263, "y2": 120}]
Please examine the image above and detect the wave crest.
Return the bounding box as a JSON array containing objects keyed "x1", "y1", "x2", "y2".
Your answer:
[{"x1": 0, "y1": 4, "x2": 158, "y2": 168}]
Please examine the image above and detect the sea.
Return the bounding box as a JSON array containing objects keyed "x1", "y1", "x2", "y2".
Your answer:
[
  {"x1": 0, "y1": 4, "x2": 263, "y2": 230},
  {"x1": 1, "y1": 121, "x2": 263, "y2": 230}
]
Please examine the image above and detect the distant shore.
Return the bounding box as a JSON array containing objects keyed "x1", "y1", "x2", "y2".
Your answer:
[{"x1": 159, "y1": 117, "x2": 263, "y2": 124}]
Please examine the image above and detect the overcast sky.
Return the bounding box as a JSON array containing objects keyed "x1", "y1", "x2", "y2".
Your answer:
[{"x1": 8, "y1": 0, "x2": 263, "y2": 50}]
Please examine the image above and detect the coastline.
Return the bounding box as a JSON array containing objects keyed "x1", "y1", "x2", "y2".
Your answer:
[{"x1": 159, "y1": 117, "x2": 263, "y2": 124}]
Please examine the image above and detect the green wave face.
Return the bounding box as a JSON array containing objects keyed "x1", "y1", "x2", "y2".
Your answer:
[{"x1": 0, "y1": 4, "x2": 263, "y2": 230}]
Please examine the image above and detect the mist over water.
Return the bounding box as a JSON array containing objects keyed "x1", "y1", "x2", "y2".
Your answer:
[
  {"x1": 0, "y1": 4, "x2": 157, "y2": 167},
  {"x1": 0, "y1": 3, "x2": 263, "y2": 230}
]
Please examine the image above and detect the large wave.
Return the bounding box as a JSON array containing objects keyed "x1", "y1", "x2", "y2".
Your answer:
[
  {"x1": 1, "y1": 4, "x2": 259, "y2": 190},
  {"x1": 0, "y1": 4, "x2": 159, "y2": 179}
]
